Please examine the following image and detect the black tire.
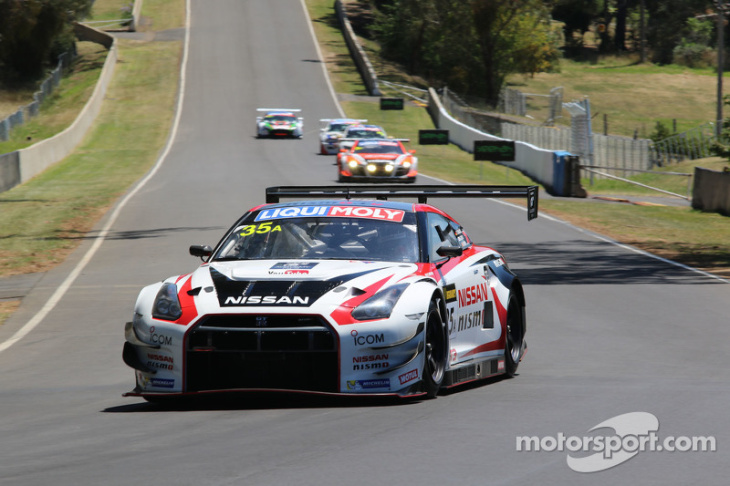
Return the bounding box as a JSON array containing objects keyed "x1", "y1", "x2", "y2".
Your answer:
[
  {"x1": 422, "y1": 300, "x2": 448, "y2": 398},
  {"x1": 504, "y1": 294, "x2": 525, "y2": 377}
]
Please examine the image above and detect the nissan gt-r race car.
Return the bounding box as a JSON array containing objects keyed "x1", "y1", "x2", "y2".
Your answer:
[
  {"x1": 319, "y1": 118, "x2": 367, "y2": 155},
  {"x1": 256, "y1": 109, "x2": 303, "y2": 138},
  {"x1": 122, "y1": 185, "x2": 537, "y2": 401},
  {"x1": 337, "y1": 139, "x2": 418, "y2": 183}
]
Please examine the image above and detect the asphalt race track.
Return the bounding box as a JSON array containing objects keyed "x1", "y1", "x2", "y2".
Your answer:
[{"x1": 0, "y1": 1, "x2": 728, "y2": 484}]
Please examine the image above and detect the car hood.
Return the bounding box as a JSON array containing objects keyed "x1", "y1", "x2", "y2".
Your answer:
[
  {"x1": 189, "y1": 260, "x2": 419, "y2": 309},
  {"x1": 358, "y1": 153, "x2": 400, "y2": 161}
]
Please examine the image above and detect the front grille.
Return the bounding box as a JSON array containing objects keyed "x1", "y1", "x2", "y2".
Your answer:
[
  {"x1": 185, "y1": 314, "x2": 338, "y2": 392},
  {"x1": 352, "y1": 166, "x2": 410, "y2": 177}
]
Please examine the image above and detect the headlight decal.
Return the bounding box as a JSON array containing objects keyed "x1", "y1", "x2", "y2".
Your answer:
[
  {"x1": 351, "y1": 283, "x2": 409, "y2": 321},
  {"x1": 151, "y1": 275, "x2": 198, "y2": 325},
  {"x1": 329, "y1": 275, "x2": 392, "y2": 325}
]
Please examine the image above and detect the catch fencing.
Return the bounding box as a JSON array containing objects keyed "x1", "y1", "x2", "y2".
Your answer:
[{"x1": 0, "y1": 49, "x2": 76, "y2": 142}]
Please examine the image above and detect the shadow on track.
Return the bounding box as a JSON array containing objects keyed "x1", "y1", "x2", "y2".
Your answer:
[
  {"x1": 487, "y1": 239, "x2": 723, "y2": 285},
  {"x1": 103, "y1": 391, "x2": 421, "y2": 413}
]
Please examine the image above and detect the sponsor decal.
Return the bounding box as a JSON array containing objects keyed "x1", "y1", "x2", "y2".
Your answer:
[
  {"x1": 497, "y1": 359, "x2": 505, "y2": 372},
  {"x1": 146, "y1": 353, "x2": 174, "y2": 370},
  {"x1": 346, "y1": 379, "x2": 391, "y2": 390},
  {"x1": 270, "y1": 262, "x2": 319, "y2": 270},
  {"x1": 398, "y1": 369, "x2": 419, "y2": 385},
  {"x1": 352, "y1": 354, "x2": 389, "y2": 363},
  {"x1": 148, "y1": 326, "x2": 173, "y2": 345},
  {"x1": 450, "y1": 348, "x2": 458, "y2": 363},
  {"x1": 268, "y1": 269, "x2": 310, "y2": 275},
  {"x1": 458, "y1": 282, "x2": 489, "y2": 307},
  {"x1": 255, "y1": 206, "x2": 405, "y2": 223},
  {"x1": 351, "y1": 330, "x2": 385, "y2": 346},
  {"x1": 448, "y1": 309, "x2": 483, "y2": 336},
  {"x1": 352, "y1": 353, "x2": 389, "y2": 371},
  {"x1": 223, "y1": 295, "x2": 310, "y2": 306},
  {"x1": 443, "y1": 283, "x2": 457, "y2": 303},
  {"x1": 150, "y1": 378, "x2": 175, "y2": 389}
]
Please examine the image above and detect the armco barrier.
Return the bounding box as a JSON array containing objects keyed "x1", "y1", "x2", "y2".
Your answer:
[
  {"x1": 0, "y1": 25, "x2": 117, "y2": 193},
  {"x1": 692, "y1": 167, "x2": 730, "y2": 216},
  {"x1": 334, "y1": 0, "x2": 381, "y2": 96},
  {"x1": 427, "y1": 88, "x2": 584, "y2": 197}
]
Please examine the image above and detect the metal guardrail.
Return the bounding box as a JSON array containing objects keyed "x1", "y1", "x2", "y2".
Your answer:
[{"x1": 0, "y1": 50, "x2": 75, "y2": 142}]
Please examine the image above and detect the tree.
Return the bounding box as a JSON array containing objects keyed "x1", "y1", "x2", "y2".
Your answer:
[
  {"x1": 551, "y1": 0, "x2": 602, "y2": 52},
  {"x1": 372, "y1": 0, "x2": 560, "y2": 105},
  {"x1": 643, "y1": 0, "x2": 713, "y2": 64},
  {"x1": 470, "y1": 0, "x2": 560, "y2": 104},
  {"x1": 0, "y1": 0, "x2": 93, "y2": 86}
]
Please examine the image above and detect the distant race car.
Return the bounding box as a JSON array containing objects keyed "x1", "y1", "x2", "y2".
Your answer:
[
  {"x1": 318, "y1": 118, "x2": 367, "y2": 155},
  {"x1": 122, "y1": 185, "x2": 537, "y2": 401},
  {"x1": 256, "y1": 109, "x2": 303, "y2": 138},
  {"x1": 337, "y1": 124, "x2": 388, "y2": 153},
  {"x1": 337, "y1": 138, "x2": 418, "y2": 183}
]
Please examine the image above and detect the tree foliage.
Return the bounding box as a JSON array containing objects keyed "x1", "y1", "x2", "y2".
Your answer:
[
  {"x1": 0, "y1": 0, "x2": 93, "y2": 86},
  {"x1": 372, "y1": 0, "x2": 561, "y2": 105}
]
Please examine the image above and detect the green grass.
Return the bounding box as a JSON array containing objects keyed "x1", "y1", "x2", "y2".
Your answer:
[
  {"x1": 0, "y1": 3, "x2": 183, "y2": 277},
  {"x1": 506, "y1": 56, "x2": 720, "y2": 138}
]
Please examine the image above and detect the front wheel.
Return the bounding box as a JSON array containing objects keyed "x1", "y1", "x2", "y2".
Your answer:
[
  {"x1": 504, "y1": 294, "x2": 525, "y2": 377},
  {"x1": 422, "y1": 300, "x2": 448, "y2": 398}
]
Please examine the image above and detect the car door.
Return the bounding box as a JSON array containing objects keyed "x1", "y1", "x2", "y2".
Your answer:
[{"x1": 426, "y1": 212, "x2": 501, "y2": 368}]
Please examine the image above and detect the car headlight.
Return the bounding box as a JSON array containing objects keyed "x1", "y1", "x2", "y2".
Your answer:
[
  {"x1": 152, "y1": 282, "x2": 182, "y2": 321},
  {"x1": 351, "y1": 283, "x2": 408, "y2": 321}
]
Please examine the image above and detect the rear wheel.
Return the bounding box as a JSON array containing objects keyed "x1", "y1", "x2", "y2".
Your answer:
[
  {"x1": 504, "y1": 294, "x2": 525, "y2": 377},
  {"x1": 422, "y1": 300, "x2": 447, "y2": 398}
]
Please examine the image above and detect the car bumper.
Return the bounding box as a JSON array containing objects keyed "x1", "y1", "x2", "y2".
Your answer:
[{"x1": 123, "y1": 310, "x2": 428, "y2": 396}]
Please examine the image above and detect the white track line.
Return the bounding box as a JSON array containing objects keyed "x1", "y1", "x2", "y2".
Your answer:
[
  {"x1": 299, "y1": 0, "x2": 345, "y2": 119},
  {"x1": 0, "y1": 0, "x2": 192, "y2": 354}
]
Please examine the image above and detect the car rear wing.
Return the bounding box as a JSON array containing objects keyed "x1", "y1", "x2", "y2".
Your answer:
[
  {"x1": 257, "y1": 108, "x2": 301, "y2": 112},
  {"x1": 266, "y1": 185, "x2": 539, "y2": 221}
]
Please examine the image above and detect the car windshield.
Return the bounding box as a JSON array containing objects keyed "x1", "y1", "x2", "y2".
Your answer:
[
  {"x1": 265, "y1": 115, "x2": 295, "y2": 122},
  {"x1": 354, "y1": 142, "x2": 404, "y2": 154},
  {"x1": 215, "y1": 215, "x2": 419, "y2": 262},
  {"x1": 329, "y1": 123, "x2": 352, "y2": 132},
  {"x1": 346, "y1": 129, "x2": 385, "y2": 139}
]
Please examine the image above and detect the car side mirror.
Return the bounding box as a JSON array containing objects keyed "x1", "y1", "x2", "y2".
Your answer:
[
  {"x1": 190, "y1": 245, "x2": 213, "y2": 260},
  {"x1": 436, "y1": 245, "x2": 463, "y2": 258},
  {"x1": 409, "y1": 150, "x2": 416, "y2": 154}
]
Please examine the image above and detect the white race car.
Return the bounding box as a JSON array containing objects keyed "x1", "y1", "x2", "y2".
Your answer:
[
  {"x1": 318, "y1": 118, "x2": 367, "y2": 154},
  {"x1": 122, "y1": 185, "x2": 537, "y2": 401},
  {"x1": 256, "y1": 109, "x2": 303, "y2": 138}
]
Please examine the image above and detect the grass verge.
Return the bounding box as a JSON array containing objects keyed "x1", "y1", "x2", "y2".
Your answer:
[{"x1": 0, "y1": 2, "x2": 183, "y2": 278}]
